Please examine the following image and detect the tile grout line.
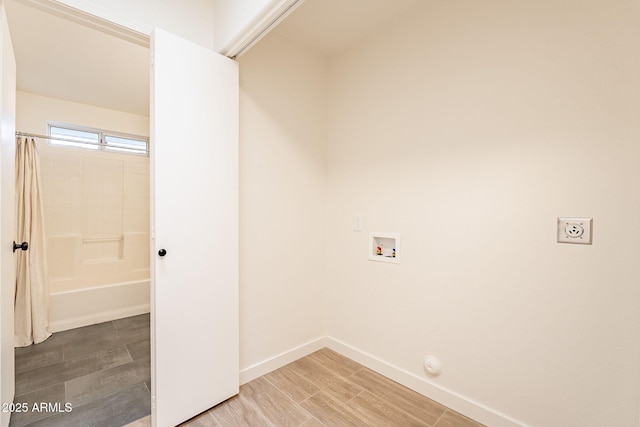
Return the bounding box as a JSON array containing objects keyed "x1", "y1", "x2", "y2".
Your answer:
[
  {"x1": 14, "y1": 347, "x2": 65, "y2": 374},
  {"x1": 262, "y1": 374, "x2": 317, "y2": 423},
  {"x1": 342, "y1": 381, "x2": 428, "y2": 426},
  {"x1": 348, "y1": 366, "x2": 365, "y2": 378},
  {"x1": 280, "y1": 363, "x2": 328, "y2": 402},
  {"x1": 339, "y1": 358, "x2": 447, "y2": 427},
  {"x1": 21, "y1": 347, "x2": 136, "y2": 400},
  {"x1": 67, "y1": 382, "x2": 149, "y2": 415},
  {"x1": 305, "y1": 414, "x2": 327, "y2": 427},
  {"x1": 13, "y1": 381, "x2": 63, "y2": 400},
  {"x1": 208, "y1": 409, "x2": 222, "y2": 426},
  {"x1": 236, "y1": 390, "x2": 279, "y2": 427},
  {"x1": 295, "y1": 351, "x2": 371, "y2": 420},
  {"x1": 431, "y1": 408, "x2": 448, "y2": 427},
  {"x1": 297, "y1": 391, "x2": 319, "y2": 406},
  {"x1": 262, "y1": 373, "x2": 308, "y2": 406},
  {"x1": 293, "y1": 355, "x2": 366, "y2": 399},
  {"x1": 308, "y1": 350, "x2": 365, "y2": 380},
  {"x1": 344, "y1": 389, "x2": 364, "y2": 404}
]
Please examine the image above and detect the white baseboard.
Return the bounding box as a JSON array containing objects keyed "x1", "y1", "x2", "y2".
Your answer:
[
  {"x1": 238, "y1": 336, "x2": 528, "y2": 426},
  {"x1": 239, "y1": 336, "x2": 328, "y2": 385},
  {"x1": 326, "y1": 337, "x2": 528, "y2": 427}
]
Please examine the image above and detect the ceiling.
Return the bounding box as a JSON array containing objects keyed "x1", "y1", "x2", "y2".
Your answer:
[
  {"x1": 3, "y1": 0, "x2": 422, "y2": 117},
  {"x1": 5, "y1": 0, "x2": 150, "y2": 116},
  {"x1": 273, "y1": 0, "x2": 422, "y2": 56}
]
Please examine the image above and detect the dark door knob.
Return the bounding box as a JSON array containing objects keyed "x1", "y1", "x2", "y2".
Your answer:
[
  {"x1": 13, "y1": 241, "x2": 28, "y2": 253},
  {"x1": 158, "y1": 249, "x2": 167, "y2": 257}
]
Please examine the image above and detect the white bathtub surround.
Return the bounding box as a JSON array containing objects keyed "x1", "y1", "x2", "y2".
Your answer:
[
  {"x1": 46, "y1": 231, "x2": 150, "y2": 293},
  {"x1": 48, "y1": 279, "x2": 150, "y2": 332},
  {"x1": 35, "y1": 128, "x2": 150, "y2": 330}
]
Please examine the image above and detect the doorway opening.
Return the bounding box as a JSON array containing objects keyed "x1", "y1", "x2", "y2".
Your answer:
[{"x1": 5, "y1": 1, "x2": 151, "y2": 425}]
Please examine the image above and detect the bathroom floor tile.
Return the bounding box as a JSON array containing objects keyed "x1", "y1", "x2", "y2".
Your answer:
[
  {"x1": 14, "y1": 322, "x2": 116, "y2": 357},
  {"x1": 12, "y1": 316, "x2": 151, "y2": 427},
  {"x1": 15, "y1": 345, "x2": 63, "y2": 374},
  {"x1": 9, "y1": 383, "x2": 65, "y2": 427},
  {"x1": 66, "y1": 357, "x2": 151, "y2": 406},
  {"x1": 113, "y1": 313, "x2": 150, "y2": 331},
  {"x1": 126, "y1": 339, "x2": 150, "y2": 360},
  {"x1": 15, "y1": 346, "x2": 132, "y2": 396},
  {"x1": 25, "y1": 383, "x2": 150, "y2": 427},
  {"x1": 62, "y1": 324, "x2": 149, "y2": 360}
]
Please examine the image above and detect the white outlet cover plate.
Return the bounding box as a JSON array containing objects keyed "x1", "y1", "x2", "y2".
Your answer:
[{"x1": 557, "y1": 217, "x2": 593, "y2": 244}]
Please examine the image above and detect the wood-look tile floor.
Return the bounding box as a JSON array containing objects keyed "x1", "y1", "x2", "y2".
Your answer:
[
  {"x1": 11, "y1": 314, "x2": 151, "y2": 427},
  {"x1": 128, "y1": 348, "x2": 484, "y2": 427}
]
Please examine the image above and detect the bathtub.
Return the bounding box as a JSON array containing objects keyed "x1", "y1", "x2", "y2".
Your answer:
[{"x1": 48, "y1": 279, "x2": 150, "y2": 332}]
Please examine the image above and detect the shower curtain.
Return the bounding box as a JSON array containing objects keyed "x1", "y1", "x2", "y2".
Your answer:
[{"x1": 14, "y1": 137, "x2": 51, "y2": 347}]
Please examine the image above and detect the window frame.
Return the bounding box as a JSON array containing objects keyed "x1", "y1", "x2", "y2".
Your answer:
[{"x1": 47, "y1": 121, "x2": 149, "y2": 156}]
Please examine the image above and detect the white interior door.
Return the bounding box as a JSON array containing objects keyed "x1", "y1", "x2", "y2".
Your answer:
[
  {"x1": 0, "y1": 4, "x2": 16, "y2": 427},
  {"x1": 150, "y1": 28, "x2": 239, "y2": 427}
]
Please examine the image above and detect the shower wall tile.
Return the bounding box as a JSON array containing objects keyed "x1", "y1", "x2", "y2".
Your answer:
[
  {"x1": 104, "y1": 219, "x2": 123, "y2": 236},
  {"x1": 105, "y1": 195, "x2": 122, "y2": 208},
  {"x1": 104, "y1": 182, "x2": 123, "y2": 196},
  {"x1": 48, "y1": 236, "x2": 77, "y2": 280},
  {"x1": 83, "y1": 218, "x2": 102, "y2": 237},
  {"x1": 82, "y1": 242, "x2": 104, "y2": 263},
  {"x1": 44, "y1": 208, "x2": 53, "y2": 229},
  {"x1": 53, "y1": 193, "x2": 71, "y2": 210},
  {"x1": 105, "y1": 241, "x2": 123, "y2": 261},
  {"x1": 40, "y1": 155, "x2": 53, "y2": 178},
  {"x1": 70, "y1": 189, "x2": 82, "y2": 206},
  {"x1": 53, "y1": 180, "x2": 70, "y2": 195},
  {"x1": 52, "y1": 207, "x2": 73, "y2": 235},
  {"x1": 126, "y1": 233, "x2": 150, "y2": 272},
  {"x1": 41, "y1": 147, "x2": 149, "y2": 293},
  {"x1": 43, "y1": 192, "x2": 54, "y2": 209},
  {"x1": 42, "y1": 180, "x2": 53, "y2": 198},
  {"x1": 123, "y1": 161, "x2": 149, "y2": 234},
  {"x1": 82, "y1": 158, "x2": 124, "y2": 240}
]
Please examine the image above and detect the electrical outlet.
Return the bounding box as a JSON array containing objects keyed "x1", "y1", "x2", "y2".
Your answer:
[{"x1": 557, "y1": 217, "x2": 592, "y2": 244}]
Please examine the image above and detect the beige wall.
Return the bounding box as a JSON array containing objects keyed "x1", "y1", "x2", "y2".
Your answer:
[
  {"x1": 325, "y1": 1, "x2": 640, "y2": 426},
  {"x1": 17, "y1": 91, "x2": 149, "y2": 136},
  {"x1": 17, "y1": 91, "x2": 150, "y2": 294},
  {"x1": 238, "y1": 32, "x2": 327, "y2": 373}
]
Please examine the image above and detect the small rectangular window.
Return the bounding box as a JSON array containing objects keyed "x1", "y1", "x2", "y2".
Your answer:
[
  {"x1": 49, "y1": 126, "x2": 100, "y2": 150},
  {"x1": 47, "y1": 122, "x2": 148, "y2": 156},
  {"x1": 104, "y1": 135, "x2": 148, "y2": 154}
]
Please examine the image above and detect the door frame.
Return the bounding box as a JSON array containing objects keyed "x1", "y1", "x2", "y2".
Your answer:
[{"x1": 0, "y1": 3, "x2": 16, "y2": 427}]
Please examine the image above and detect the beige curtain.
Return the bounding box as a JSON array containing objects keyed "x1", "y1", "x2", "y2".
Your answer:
[{"x1": 14, "y1": 137, "x2": 51, "y2": 347}]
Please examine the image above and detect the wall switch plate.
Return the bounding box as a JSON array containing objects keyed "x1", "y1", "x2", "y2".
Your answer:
[
  {"x1": 353, "y1": 214, "x2": 363, "y2": 232},
  {"x1": 557, "y1": 217, "x2": 593, "y2": 244}
]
